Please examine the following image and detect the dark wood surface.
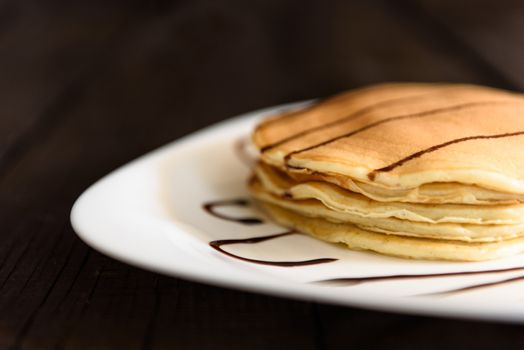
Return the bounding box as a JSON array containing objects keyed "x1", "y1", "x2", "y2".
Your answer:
[{"x1": 2, "y1": 0, "x2": 524, "y2": 349}]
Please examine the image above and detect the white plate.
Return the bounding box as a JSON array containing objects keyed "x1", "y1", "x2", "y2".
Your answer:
[{"x1": 71, "y1": 102, "x2": 524, "y2": 323}]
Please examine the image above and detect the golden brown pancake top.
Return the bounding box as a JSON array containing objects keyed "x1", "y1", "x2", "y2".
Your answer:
[{"x1": 253, "y1": 83, "x2": 524, "y2": 193}]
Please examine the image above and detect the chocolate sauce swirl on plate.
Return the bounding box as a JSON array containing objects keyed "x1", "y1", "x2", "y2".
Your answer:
[
  {"x1": 209, "y1": 231, "x2": 337, "y2": 267},
  {"x1": 315, "y1": 265, "x2": 524, "y2": 286},
  {"x1": 423, "y1": 274, "x2": 524, "y2": 296},
  {"x1": 203, "y1": 198, "x2": 263, "y2": 225}
]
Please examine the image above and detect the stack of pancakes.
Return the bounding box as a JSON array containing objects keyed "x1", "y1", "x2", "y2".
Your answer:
[{"x1": 248, "y1": 83, "x2": 524, "y2": 261}]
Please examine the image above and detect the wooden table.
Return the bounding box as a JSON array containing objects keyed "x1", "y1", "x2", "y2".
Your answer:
[{"x1": 2, "y1": 1, "x2": 524, "y2": 348}]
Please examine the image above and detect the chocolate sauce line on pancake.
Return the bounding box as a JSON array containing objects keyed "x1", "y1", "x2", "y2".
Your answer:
[
  {"x1": 261, "y1": 91, "x2": 447, "y2": 152},
  {"x1": 283, "y1": 101, "x2": 516, "y2": 167},
  {"x1": 419, "y1": 274, "x2": 524, "y2": 296},
  {"x1": 210, "y1": 231, "x2": 338, "y2": 267},
  {"x1": 314, "y1": 266, "x2": 524, "y2": 286},
  {"x1": 256, "y1": 84, "x2": 407, "y2": 134},
  {"x1": 203, "y1": 199, "x2": 264, "y2": 225},
  {"x1": 369, "y1": 130, "x2": 524, "y2": 180}
]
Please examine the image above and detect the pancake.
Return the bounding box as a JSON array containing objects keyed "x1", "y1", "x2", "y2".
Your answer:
[
  {"x1": 259, "y1": 202, "x2": 524, "y2": 262},
  {"x1": 287, "y1": 170, "x2": 524, "y2": 205},
  {"x1": 254, "y1": 83, "x2": 524, "y2": 194},
  {"x1": 249, "y1": 177, "x2": 524, "y2": 242},
  {"x1": 254, "y1": 163, "x2": 524, "y2": 225},
  {"x1": 249, "y1": 82, "x2": 524, "y2": 261}
]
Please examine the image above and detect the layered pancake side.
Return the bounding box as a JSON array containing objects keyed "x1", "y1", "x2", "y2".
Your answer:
[{"x1": 249, "y1": 83, "x2": 524, "y2": 261}]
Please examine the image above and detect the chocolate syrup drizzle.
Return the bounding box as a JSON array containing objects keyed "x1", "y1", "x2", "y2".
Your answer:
[
  {"x1": 317, "y1": 268, "x2": 524, "y2": 296},
  {"x1": 259, "y1": 83, "x2": 467, "y2": 137},
  {"x1": 259, "y1": 87, "x2": 488, "y2": 153},
  {"x1": 423, "y1": 274, "x2": 524, "y2": 296},
  {"x1": 203, "y1": 198, "x2": 263, "y2": 225},
  {"x1": 316, "y1": 266, "x2": 524, "y2": 295},
  {"x1": 260, "y1": 92, "x2": 434, "y2": 152},
  {"x1": 255, "y1": 85, "x2": 393, "y2": 134},
  {"x1": 283, "y1": 101, "x2": 515, "y2": 164},
  {"x1": 369, "y1": 130, "x2": 524, "y2": 179},
  {"x1": 315, "y1": 265, "x2": 524, "y2": 285},
  {"x1": 210, "y1": 231, "x2": 337, "y2": 267}
]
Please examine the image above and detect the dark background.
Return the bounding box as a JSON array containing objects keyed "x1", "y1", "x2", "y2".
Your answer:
[{"x1": 2, "y1": 0, "x2": 524, "y2": 349}]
